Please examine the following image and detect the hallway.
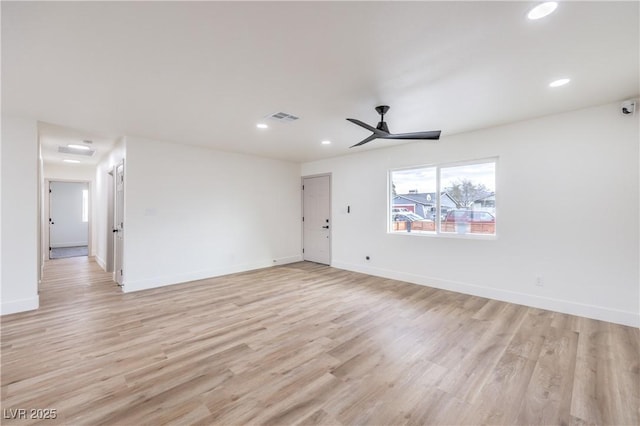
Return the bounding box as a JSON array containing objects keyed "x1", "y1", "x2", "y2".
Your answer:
[{"x1": 38, "y1": 256, "x2": 118, "y2": 308}]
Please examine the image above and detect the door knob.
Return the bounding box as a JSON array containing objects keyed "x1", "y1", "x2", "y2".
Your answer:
[{"x1": 322, "y1": 225, "x2": 329, "y2": 229}]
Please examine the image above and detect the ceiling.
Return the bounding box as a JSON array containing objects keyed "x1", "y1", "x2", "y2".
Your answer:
[
  {"x1": 38, "y1": 122, "x2": 115, "y2": 166},
  {"x1": 2, "y1": 1, "x2": 638, "y2": 164}
]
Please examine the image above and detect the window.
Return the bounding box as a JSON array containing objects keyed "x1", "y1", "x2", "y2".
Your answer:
[
  {"x1": 390, "y1": 166, "x2": 436, "y2": 233},
  {"x1": 82, "y1": 189, "x2": 88, "y2": 223},
  {"x1": 390, "y1": 159, "x2": 496, "y2": 236}
]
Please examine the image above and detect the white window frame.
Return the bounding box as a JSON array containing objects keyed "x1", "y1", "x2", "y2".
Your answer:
[{"x1": 388, "y1": 157, "x2": 498, "y2": 239}]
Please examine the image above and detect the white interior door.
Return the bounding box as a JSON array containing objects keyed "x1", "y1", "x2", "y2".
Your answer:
[
  {"x1": 114, "y1": 162, "x2": 125, "y2": 285},
  {"x1": 303, "y1": 175, "x2": 331, "y2": 265},
  {"x1": 49, "y1": 181, "x2": 89, "y2": 255},
  {"x1": 105, "y1": 169, "x2": 115, "y2": 272}
]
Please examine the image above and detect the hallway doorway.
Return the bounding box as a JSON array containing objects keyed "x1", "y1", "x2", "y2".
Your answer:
[{"x1": 47, "y1": 180, "x2": 90, "y2": 260}]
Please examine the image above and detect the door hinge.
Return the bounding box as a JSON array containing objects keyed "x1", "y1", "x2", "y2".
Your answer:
[
  {"x1": 49, "y1": 189, "x2": 52, "y2": 193},
  {"x1": 120, "y1": 269, "x2": 123, "y2": 276},
  {"x1": 302, "y1": 217, "x2": 304, "y2": 222},
  {"x1": 302, "y1": 248, "x2": 304, "y2": 253},
  {"x1": 302, "y1": 185, "x2": 304, "y2": 190}
]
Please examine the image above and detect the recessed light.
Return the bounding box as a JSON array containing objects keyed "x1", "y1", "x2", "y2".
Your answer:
[
  {"x1": 321, "y1": 140, "x2": 331, "y2": 145},
  {"x1": 528, "y1": 2, "x2": 558, "y2": 20},
  {"x1": 256, "y1": 123, "x2": 268, "y2": 129},
  {"x1": 67, "y1": 144, "x2": 91, "y2": 150},
  {"x1": 549, "y1": 78, "x2": 571, "y2": 88},
  {"x1": 63, "y1": 159, "x2": 81, "y2": 163}
]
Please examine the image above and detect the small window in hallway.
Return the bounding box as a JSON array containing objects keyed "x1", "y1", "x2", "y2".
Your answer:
[{"x1": 82, "y1": 189, "x2": 88, "y2": 223}]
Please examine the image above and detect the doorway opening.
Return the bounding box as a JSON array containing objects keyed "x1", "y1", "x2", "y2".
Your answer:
[{"x1": 47, "y1": 180, "x2": 91, "y2": 260}]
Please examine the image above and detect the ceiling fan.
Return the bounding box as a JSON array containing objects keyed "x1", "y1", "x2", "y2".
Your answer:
[{"x1": 347, "y1": 105, "x2": 441, "y2": 148}]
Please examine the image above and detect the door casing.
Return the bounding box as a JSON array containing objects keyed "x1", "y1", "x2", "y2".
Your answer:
[{"x1": 114, "y1": 161, "x2": 125, "y2": 286}]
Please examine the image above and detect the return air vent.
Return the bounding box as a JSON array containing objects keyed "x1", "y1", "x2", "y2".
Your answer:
[
  {"x1": 58, "y1": 146, "x2": 96, "y2": 156},
  {"x1": 266, "y1": 112, "x2": 300, "y2": 122}
]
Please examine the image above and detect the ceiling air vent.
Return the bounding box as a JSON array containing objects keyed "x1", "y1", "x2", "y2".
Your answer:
[
  {"x1": 266, "y1": 112, "x2": 300, "y2": 123},
  {"x1": 58, "y1": 146, "x2": 96, "y2": 157}
]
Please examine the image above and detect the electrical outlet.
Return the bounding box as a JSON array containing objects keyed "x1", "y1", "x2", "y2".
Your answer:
[{"x1": 535, "y1": 276, "x2": 543, "y2": 287}]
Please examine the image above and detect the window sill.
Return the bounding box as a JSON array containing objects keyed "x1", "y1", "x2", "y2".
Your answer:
[{"x1": 388, "y1": 230, "x2": 497, "y2": 240}]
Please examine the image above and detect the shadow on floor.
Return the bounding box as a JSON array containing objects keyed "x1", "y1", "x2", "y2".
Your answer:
[{"x1": 50, "y1": 246, "x2": 88, "y2": 259}]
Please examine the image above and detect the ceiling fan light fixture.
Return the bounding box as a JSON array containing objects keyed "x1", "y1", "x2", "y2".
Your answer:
[
  {"x1": 549, "y1": 77, "x2": 570, "y2": 87},
  {"x1": 527, "y1": 2, "x2": 558, "y2": 20}
]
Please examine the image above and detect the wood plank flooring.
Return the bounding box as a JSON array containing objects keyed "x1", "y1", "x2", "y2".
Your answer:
[{"x1": 1, "y1": 257, "x2": 638, "y2": 425}]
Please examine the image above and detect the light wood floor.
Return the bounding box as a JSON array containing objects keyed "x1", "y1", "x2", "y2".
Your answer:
[{"x1": 1, "y1": 257, "x2": 638, "y2": 425}]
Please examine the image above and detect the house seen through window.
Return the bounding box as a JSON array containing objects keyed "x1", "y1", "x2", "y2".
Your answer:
[{"x1": 390, "y1": 159, "x2": 496, "y2": 236}]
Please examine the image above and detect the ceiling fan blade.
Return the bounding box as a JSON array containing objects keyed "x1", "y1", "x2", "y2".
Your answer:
[
  {"x1": 384, "y1": 130, "x2": 441, "y2": 140},
  {"x1": 346, "y1": 118, "x2": 387, "y2": 136},
  {"x1": 350, "y1": 134, "x2": 378, "y2": 148}
]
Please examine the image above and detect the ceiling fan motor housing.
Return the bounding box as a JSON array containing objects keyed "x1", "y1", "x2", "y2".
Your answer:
[
  {"x1": 375, "y1": 105, "x2": 390, "y2": 132},
  {"x1": 376, "y1": 121, "x2": 390, "y2": 133}
]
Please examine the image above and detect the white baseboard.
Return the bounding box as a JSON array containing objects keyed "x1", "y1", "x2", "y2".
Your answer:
[
  {"x1": 332, "y1": 261, "x2": 640, "y2": 328},
  {"x1": 95, "y1": 255, "x2": 106, "y2": 271},
  {"x1": 273, "y1": 255, "x2": 303, "y2": 265},
  {"x1": 122, "y1": 255, "x2": 303, "y2": 293},
  {"x1": 1, "y1": 296, "x2": 39, "y2": 316}
]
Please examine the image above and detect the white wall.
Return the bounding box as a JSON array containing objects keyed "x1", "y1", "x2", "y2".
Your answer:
[
  {"x1": 121, "y1": 137, "x2": 302, "y2": 292},
  {"x1": 1, "y1": 115, "x2": 39, "y2": 315},
  {"x1": 302, "y1": 102, "x2": 640, "y2": 327},
  {"x1": 44, "y1": 163, "x2": 95, "y2": 181}
]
